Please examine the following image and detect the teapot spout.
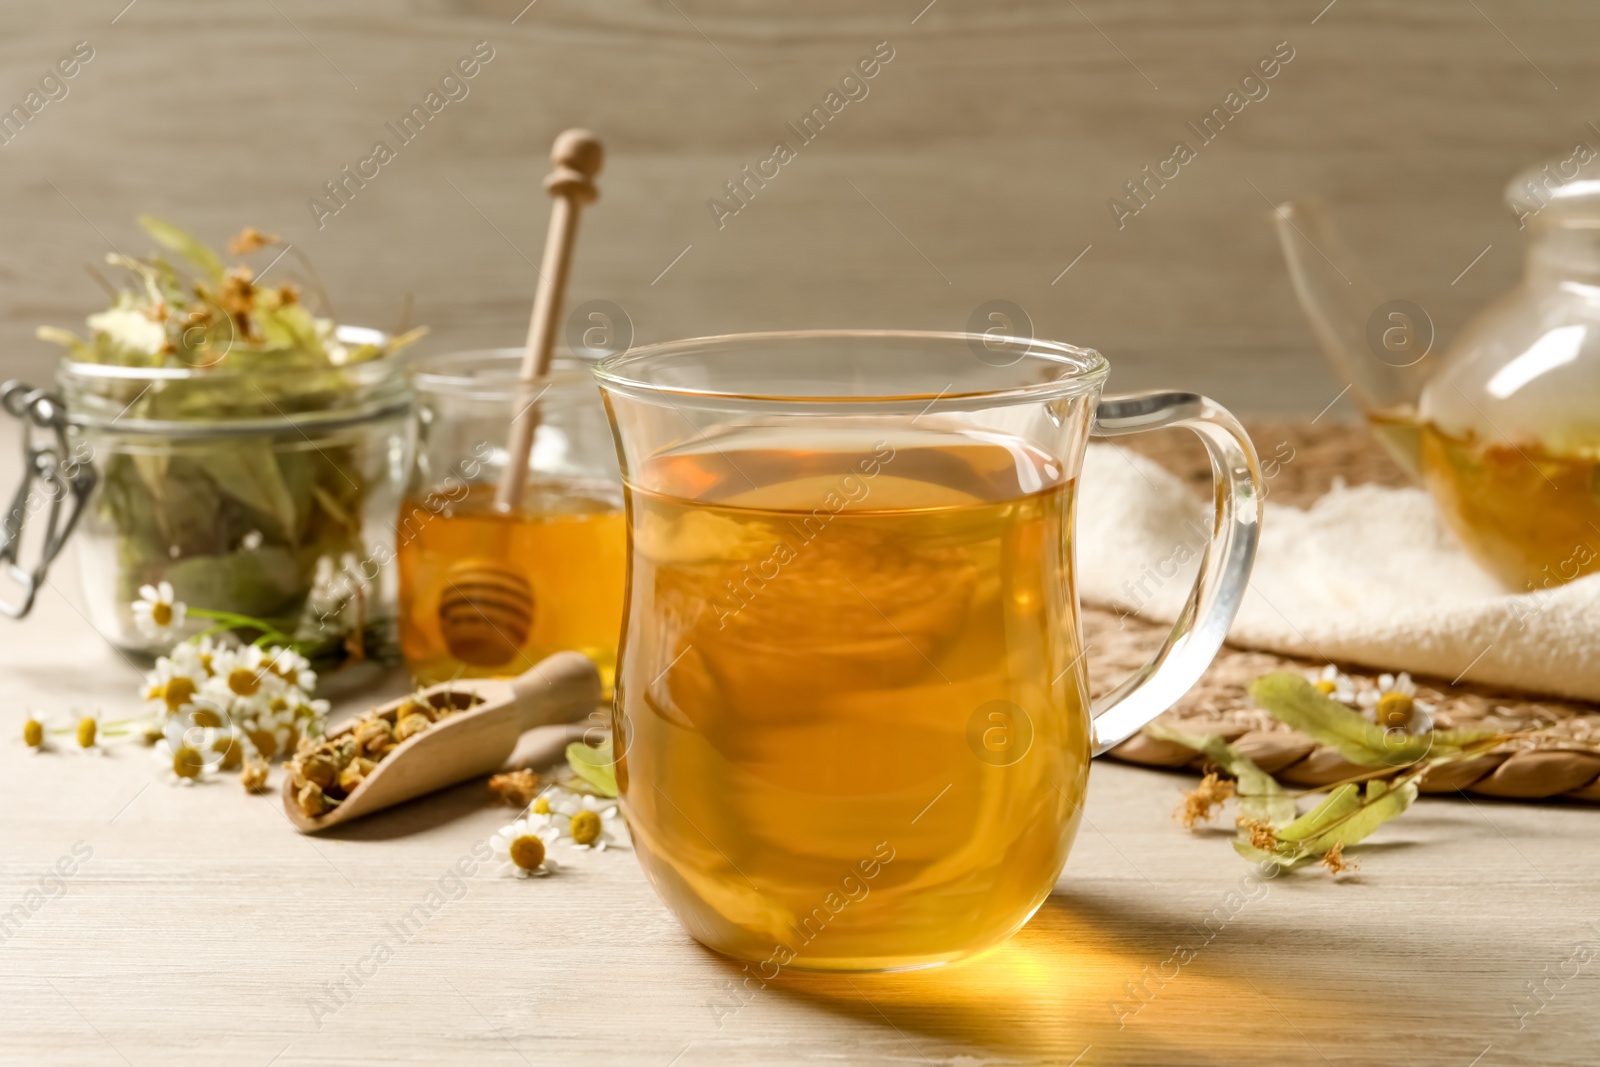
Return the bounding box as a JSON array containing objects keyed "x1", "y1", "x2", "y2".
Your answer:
[{"x1": 1272, "y1": 199, "x2": 1428, "y2": 476}]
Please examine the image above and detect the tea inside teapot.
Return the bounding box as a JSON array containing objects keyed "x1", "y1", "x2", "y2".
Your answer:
[{"x1": 1276, "y1": 163, "x2": 1600, "y2": 592}]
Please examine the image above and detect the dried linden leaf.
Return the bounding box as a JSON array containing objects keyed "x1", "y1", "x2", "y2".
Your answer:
[
  {"x1": 1279, "y1": 778, "x2": 1417, "y2": 848},
  {"x1": 35, "y1": 325, "x2": 92, "y2": 359},
  {"x1": 137, "y1": 215, "x2": 225, "y2": 282}
]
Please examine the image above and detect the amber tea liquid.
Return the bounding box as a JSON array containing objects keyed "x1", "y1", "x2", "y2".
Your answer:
[
  {"x1": 1415, "y1": 422, "x2": 1600, "y2": 590},
  {"x1": 1361, "y1": 407, "x2": 1600, "y2": 589},
  {"x1": 614, "y1": 429, "x2": 1090, "y2": 971},
  {"x1": 397, "y1": 481, "x2": 626, "y2": 687}
]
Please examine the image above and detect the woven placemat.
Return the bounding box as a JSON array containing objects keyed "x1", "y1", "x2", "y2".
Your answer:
[{"x1": 1091, "y1": 419, "x2": 1600, "y2": 803}]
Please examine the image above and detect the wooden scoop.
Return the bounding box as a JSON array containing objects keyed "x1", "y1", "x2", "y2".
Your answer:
[{"x1": 283, "y1": 651, "x2": 602, "y2": 833}]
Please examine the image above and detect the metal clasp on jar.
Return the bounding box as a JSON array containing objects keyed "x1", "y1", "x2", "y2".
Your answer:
[{"x1": 0, "y1": 381, "x2": 98, "y2": 618}]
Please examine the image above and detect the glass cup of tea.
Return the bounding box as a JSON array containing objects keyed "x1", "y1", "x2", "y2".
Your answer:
[
  {"x1": 594, "y1": 331, "x2": 1261, "y2": 972},
  {"x1": 397, "y1": 350, "x2": 626, "y2": 689}
]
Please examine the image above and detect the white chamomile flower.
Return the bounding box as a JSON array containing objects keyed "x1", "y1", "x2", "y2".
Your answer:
[
  {"x1": 233, "y1": 705, "x2": 292, "y2": 760},
  {"x1": 203, "y1": 645, "x2": 287, "y2": 705},
  {"x1": 550, "y1": 790, "x2": 623, "y2": 851},
  {"x1": 142, "y1": 656, "x2": 204, "y2": 716},
  {"x1": 263, "y1": 647, "x2": 316, "y2": 694},
  {"x1": 168, "y1": 636, "x2": 223, "y2": 681},
  {"x1": 163, "y1": 704, "x2": 228, "y2": 749},
  {"x1": 137, "y1": 715, "x2": 165, "y2": 746},
  {"x1": 1307, "y1": 665, "x2": 1356, "y2": 705},
  {"x1": 218, "y1": 691, "x2": 272, "y2": 737},
  {"x1": 244, "y1": 723, "x2": 292, "y2": 761},
  {"x1": 1358, "y1": 672, "x2": 1434, "y2": 733},
  {"x1": 1357, "y1": 671, "x2": 1414, "y2": 706},
  {"x1": 73, "y1": 711, "x2": 104, "y2": 756},
  {"x1": 308, "y1": 552, "x2": 368, "y2": 622},
  {"x1": 131, "y1": 581, "x2": 187, "y2": 640},
  {"x1": 206, "y1": 723, "x2": 250, "y2": 772},
  {"x1": 152, "y1": 736, "x2": 218, "y2": 786},
  {"x1": 291, "y1": 695, "x2": 330, "y2": 741},
  {"x1": 489, "y1": 816, "x2": 561, "y2": 878},
  {"x1": 231, "y1": 685, "x2": 325, "y2": 761},
  {"x1": 22, "y1": 713, "x2": 48, "y2": 753},
  {"x1": 174, "y1": 697, "x2": 233, "y2": 734}
]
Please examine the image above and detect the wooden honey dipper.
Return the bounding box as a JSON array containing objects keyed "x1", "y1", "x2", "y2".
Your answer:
[
  {"x1": 437, "y1": 558, "x2": 536, "y2": 667},
  {"x1": 436, "y1": 129, "x2": 604, "y2": 668},
  {"x1": 497, "y1": 128, "x2": 604, "y2": 511}
]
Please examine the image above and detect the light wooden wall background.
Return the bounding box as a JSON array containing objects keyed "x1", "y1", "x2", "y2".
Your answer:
[{"x1": 0, "y1": 0, "x2": 1594, "y2": 413}]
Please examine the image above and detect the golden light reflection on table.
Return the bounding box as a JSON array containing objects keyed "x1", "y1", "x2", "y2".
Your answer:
[{"x1": 739, "y1": 891, "x2": 1385, "y2": 1065}]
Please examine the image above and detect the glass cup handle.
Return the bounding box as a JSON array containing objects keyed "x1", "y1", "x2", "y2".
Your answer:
[{"x1": 1086, "y1": 390, "x2": 1263, "y2": 755}]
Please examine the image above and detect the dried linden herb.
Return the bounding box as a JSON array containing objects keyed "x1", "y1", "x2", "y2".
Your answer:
[
  {"x1": 1232, "y1": 778, "x2": 1419, "y2": 870},
  {"x1": 1156, "y1": 670, "x2": 1525, "y2": 874},
  {"x1": 36, "y1": 218, "x2": 425, "y2": 664},
  {"x1": 1247, "y1": 673, "x2": 1494, "y2": 767},
  {"x1": 1147, "y1": 722, "x2": 1295, "y2": 827}
]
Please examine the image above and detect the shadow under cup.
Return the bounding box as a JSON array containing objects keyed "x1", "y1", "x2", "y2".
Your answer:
[{"x1": 596, "y1": 331, "x2": 1112, "y2": 972}]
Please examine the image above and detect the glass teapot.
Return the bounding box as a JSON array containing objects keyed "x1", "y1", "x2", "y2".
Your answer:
[{"x1": 1275, "y1": 160, "x2": 1600, "y2": 592}]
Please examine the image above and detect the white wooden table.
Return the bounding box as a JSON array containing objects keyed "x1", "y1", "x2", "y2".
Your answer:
[{"x1": 3, "y1": 489, "x2": 1598, "y2": 1066}]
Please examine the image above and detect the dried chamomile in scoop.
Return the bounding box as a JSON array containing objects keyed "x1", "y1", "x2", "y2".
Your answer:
[{"x1": 283, "y1": 688, "x2": 483, "y2": 819}]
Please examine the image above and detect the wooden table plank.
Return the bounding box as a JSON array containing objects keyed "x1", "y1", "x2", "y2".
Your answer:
[{"x1": 2, "y1": 502, "x2": 1596, "y2": 1065}]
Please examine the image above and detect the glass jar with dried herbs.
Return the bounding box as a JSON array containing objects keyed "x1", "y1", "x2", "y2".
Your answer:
[{"x1": 15, "y1": 219, "x2": 425, "y2": 667}]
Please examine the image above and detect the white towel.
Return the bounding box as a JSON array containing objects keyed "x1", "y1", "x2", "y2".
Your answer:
[{"x1": 1077, "y1": 443, "x2": 1600, "y2": 702}]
